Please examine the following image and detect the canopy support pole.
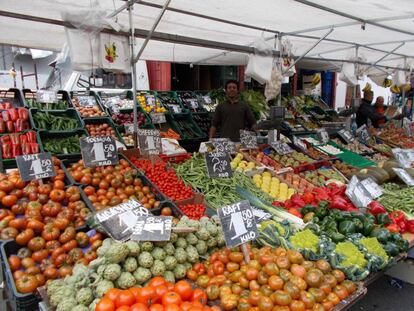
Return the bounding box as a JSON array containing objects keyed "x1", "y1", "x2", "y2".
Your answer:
[
  {"x1": 353, "y1": 46, "x2": 359, "y2": 108},
  {"x1": 127, "y1": 3, "x2": 139, "y2": 149},
  {"x1": 133, "y1": 0, "x2": 171, "y2": 64},
  {"x1": 365, "y1": 42, "x2": 405, "y2": 72},
  {"x1": 107, "y1": 0, "x2": 141, "y2": 18},
  {"x1": 283, "y1": 27, "x2": 334, "y2": 74}
]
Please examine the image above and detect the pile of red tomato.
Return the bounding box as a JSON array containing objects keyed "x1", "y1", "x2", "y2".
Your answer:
[
  {"x1": 8, "y1": 231, "x2": 103, "y2": 294},
  {"x1": 95, "y1": 277, "x2": 219, "y2": 311},
  {"x1": 130, "y1": 157, "x2": 194, "y2": 202},
  {"x1": 68, "y1": 159, "x2": 161, "y2": 211},
  {"x1": 178, "y1": 203, "x2": 206, "y2": 220}
]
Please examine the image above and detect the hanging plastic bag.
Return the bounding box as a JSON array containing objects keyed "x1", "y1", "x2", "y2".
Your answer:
[
  {"x1": 339, "y1": 62, "x2": 357, "y2": 86},
  {"x1": 245, "y1": 37, "x2": 274, "y2": 84},
  {"x1": 395, "y1": 69, "x2": 407, "y2": 87},
  {"x1": 264, "y1": 63, "x2": 283, "y2": 102},
  {"x1": 100, "y1": 34, "x2": 131, "y2": 72},
  {"x1": 280, "y1": 39, "x2": 296, "y2": 77}
]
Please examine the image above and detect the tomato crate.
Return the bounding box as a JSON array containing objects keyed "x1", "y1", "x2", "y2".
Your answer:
[
  {"x1": 23, "y1": 89, "x2": 73, "y2": 110},
  {"x1": 174, "y1": 193, "x2": 216, "y2": 218},
  {"x1": 83, "y1": 116, "x2": 126, "y2": 145},
  {"x1": 37, "y1": 129, "x2": 88, "y2": 160},
  {"x1": 151, "y1": 200, "x2": 184, "y2": 218},
  {"x1": 159, "y1": 153, "x2": 192, "y2": 164},
  {"x1": 0, "y1": 88, "x2": 25, "y2": 108}
]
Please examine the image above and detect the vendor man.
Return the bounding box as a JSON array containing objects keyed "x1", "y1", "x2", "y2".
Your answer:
[
  {"x1": 356, "y1": 90, "x2": 388, "y2": 128},
  {"x1": 209, "y1": 80, "x2": 256, "y2": 142}
]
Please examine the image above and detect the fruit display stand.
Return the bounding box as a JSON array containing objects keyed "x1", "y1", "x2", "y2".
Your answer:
[
  {"x1": 0, "y1": 88, "x2": 26, "y2": 108},
  {"x1": 23, "y1": 90, "x2": 72, "y2": 110},
  {"x1": 157, "y1": 91, "x2": 189, "y2": 114}
]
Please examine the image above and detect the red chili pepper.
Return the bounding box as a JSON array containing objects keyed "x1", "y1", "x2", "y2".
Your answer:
[
  {"x1": 11, "y1": 144, "x2": 21, "y2": 157},
  {"x1": 21, "y1": 143, "x2": 32, "y2": 155},
  {"x1": 6, "y1": 120, "x2": 14, "y2": 133},
  {"x1": 15, "y1": 119, "x2": 24, "y2": 132},
  {"x1": 29, "y1": 143, "x2": 40, "y2": 154},
  {"x1": 385, "y1": 223, "x2": 400, "y2": 233},
  {"x1": 406, "y1": 219, "x2": 414, "y2": 233},
  {"x1": 23, "y1": 121, "x2": 30, "y2": 130},
  {"x1": 17, "y1": 108, "x2": 29, "y2": 121},
  {"x1": 26, "y1": 131, "x2": 36, "y2": 143},
  {"x1": 8, "y1": 108, "x2": 19, "y2": 122},
  {"x1": 1, "y1": 142, "x2": 11, "y2": 159},
  {"x1": 368, "y1": 201, "x2": 387, "y2": 215}
]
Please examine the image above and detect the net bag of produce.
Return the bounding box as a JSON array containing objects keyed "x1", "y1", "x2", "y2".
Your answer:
[{"x1": 264, "y1": 63, "x2": 283, "y2": 102}]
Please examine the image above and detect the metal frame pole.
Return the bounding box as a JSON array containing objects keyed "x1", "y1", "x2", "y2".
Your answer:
[
  {"x1": 365, "y1": 42, "x2": 405, "y2": 72},
  {"x1": 128, "y1": 3, "x2": 139, "y2": 149},
  {"x1": 353, "y1": 46, "x2": 359, "y2": 103},
  {"x1": 133, "y1": 0, "x2": 172, "y2": 63}
]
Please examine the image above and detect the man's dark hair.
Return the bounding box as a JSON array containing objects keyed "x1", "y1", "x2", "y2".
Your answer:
[{"x1": 225, "y1": 79, "x2": 239, "y2": 90}]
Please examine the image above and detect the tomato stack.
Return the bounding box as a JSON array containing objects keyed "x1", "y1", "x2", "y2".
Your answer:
[
  {"x1": 68, "y1": 158, "x2": 161, "y2": 211},
  {"x1": 95, "y1": 277, "x2": 219, "y2": 311},
  {"x1": 186, "y1": 246, "x2": 357, "y2": 311},
  {"x1": 130, "y1": 157, "x2": 193, "y2": 202}
]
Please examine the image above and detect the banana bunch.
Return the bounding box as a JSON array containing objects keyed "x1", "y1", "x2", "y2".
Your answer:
[
  {"x1": 391, "y1": 85, "x2": 401, "y2": 94},
  {"x1": 310, "y1": 74, "x2": 321, "y2": 87},
  {"x1": 362, "y1": 82, "x2": 372, "y2": 92},
  {"x1": 382, "y1": 78, "x2": 393, "y2": 88}
]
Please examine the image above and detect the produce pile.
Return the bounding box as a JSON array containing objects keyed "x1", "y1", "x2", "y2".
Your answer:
[
  {"x1": 32, "y1": 111, "x2": 79, "y2": 131},
  {"x1": 332, "y1": 139, "x2": 374, "y2": 155},
  {"x1": 129, "y1": 157, "x2": 194, "y2": 202},
  {"x1": 174, "y1": 119, "x2": 202, "y2": 139},
  {"x1": 187, "y1": 245, "x2": 357, "y2": 310},
  {"x1": 86, "y1": 123, "x2": 117, "y2": 138},
  {"x1": 102, "y1": 98, "x2": 134, "y2": 110},
  {"x1": 158, "y1": 95, "x2": 184, "y2": 114},
  {"x1": 72, "y1": 98, "x2": 106, "y2": 118},
  {"x1": 67, "y1": 159, "x2": 162, "y2": 210},
  {"x1": 192, "y1": 113, "x2": 211, "y2": 135},
  {"x1": 240, "y1": 89, "x2": 268, "y2": 120},
  {"x1": 111, "y1": 112, "x2": 147, "y2": 127},
  {"x1": 0, "y1": 108, "x2": 30, "y2": 133},
  {"x1": 137, "y1": 94, "x2": 167, "y2": 114},
  {"x1": 378, "y1": 123, "x2": 414, "y2": 148},
  {"x1": 1, "y1": 131, "x2": 39, "y2": 158},
  {"x1": 46, "y1": 216, "x2": 224, "y2": 310},
  {"x1": 300, "y1": 168, "x2": 346, "y2": 187},
  {"x1": 269, "y1": 150, "x2": 315, "y2": 167},
  {"x1": 42, "y1": 134, "x2": 84, "y2": 155},
  {"x1": 252, "y1": 171, "x2": 296, "y2": 201},
  {"x1": 249, "y1": 151, "x2": 284, "y2": 171},
  {"x1": 230, "y1": 152, "x2": 264, "y2": 172},
  {"x1": 332, "y1": 160, "x2": 358, "y2": 178},
  {"x1": 26, "y1": 98, "x2": 69, "y2": 110}
]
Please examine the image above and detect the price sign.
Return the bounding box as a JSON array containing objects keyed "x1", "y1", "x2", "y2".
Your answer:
[
  {"x1": 76, "y1": 95, "x2": 96, "y2": 107},
  {"x1": 360, "y1": 178, "x2": 383, "y2": 199},
  {"x1": 188, "y1": 99, "x2": 199, "y2": 109},
  {"x1": 392, "y1": 148, "x2": 413, "y2": 168},
  {"x1": 36, "y1": 90, "x2": 57, "y2": 104},
  {"x1": 80, "y1": 136, "x2": 119, "y2": 167},
  {"x1": 218, "y1": 200, "x2": 257, "y2": 248},
  {"x1": 338, "y1": 129, "x2": 355, "y2": 144},
  {"x1": 393, "y1": 168, "x2": 414, "y2": 186},
  {"x1": 124, "y1": 123, "x2": 134, "y2": 134},
  {"x1": 205, "y1": 151, "x2": 233, "y2": 178},
  {"x1": 16, "y1": 152, "x2": 57, "y2": 181},
  {"x1": 137, "y1": 129, "x2": 162, "y2": 155},
  {"x1": 271, "y1": 141, "x2": 293, "y2": 155},
  {"x1": 95, "y1": 200, "x2": 150, "y2": 241},
  {"x1": 345, "y1": 176, "x2": 372, "y2": 208},
  {"x1": 356, "y1": 125, "x2": 371, "y2": 144},
  {"x1": 240, "y1": 130, "x2": 258, "y2": 149},
  {"x1": 270, "y1": 106, "x2": 285, "y2": 119},
  {"x1": 150, "y1": 113, "x2": 166, "y2": 124},
  {"x1": 203, "y1": 96, "x2": 212, "y2": 104},
  {"x1": 403, "y1": 117, "x2": 412, "y2": 137},
  {"x1": 316, "y1": 128, "x2": 329, "y2": 144},
  {"x1": 267, "y1": 130, "x2": 278, "y2": 145},
  {"x1": 293, "y1": 136, "x2": 307, "y2": 151},
  {"x1": 131, "y1": 216, "x2": 173, "y2": 241},
  {"x1": 211, "y1": 138, "x2": 236, "y2": 154}
]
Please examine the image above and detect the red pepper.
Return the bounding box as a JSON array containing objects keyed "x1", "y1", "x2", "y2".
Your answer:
[
  {"x1": 21, "y1": 143, "x2": 31, "y2": 155},
  {"x1": 20, "y1": 134, "x2": 28, "y2": 145},
  {"x1": 390, "y1": 210, "x2": 406, "y2": 224},
  {"x1": 1, "y1": 142, "x2": 11, "y2": 159},
  {"x1": 290, "y1": 194, "x2": 306, "y2": 208},
  {"x1": 29, "y1": 143, "x2": 40, "y2": 154},
  {"x1": 368, "y1": 201, "x2": 387, "y2": 215},
  {"x1": 6, "y1": 121, "x2": 14, "y2": 133},
  {"x1": 0, "y1": 135, "x2": 10, "y2": 144},
  {"x1": 26, "y1": 131, "x2": 36, "y2": 143},
  {"x1": 313, "y1": 188, "x2": 330, "y2": 201},
  {"x1": 385, "y1": 223, "x2": 400, "y2": 233},
  {"x1": 9, "y1": 108, "x2": 19, "y2": 122},
  {"x1": 302, "y1": 192, "x2": 315, "y2": 204},
  {"x1": 283, "y1": 199, "x2": 294, "y2": 209},
  {"x1": 15, "y1": 119, "x2": 24, "y2": 132},
  {"x1": 1, "y1": 110, "x2": 9, "y2": 122},
  {"x1": 330, "y1": 195, "x2": 349, "y2": 210},
  {"x1": 23, "y1": 121, "x2": 30, "y2": 130},
  {"x1": 398, "y1": 221, "x2": 407, "y2": 233},
  {"x1": 9, "y1": 133, "x2": 20, "y2": 145},
  {"x1": 406, "y1": 219, "x2": 414, "y2": 233},
  {"x1": 3, "y1": 102, "x2": 11, "y2": 109},
  {"x1": 0, "y1": 120, "x2": 4, "y2": 134},
  {"x1": 17, "y1": 108, "x2": 29, "y2": 121},
  {"x1": 11, "y1": 144, "x2": 21, "y2": 157}
]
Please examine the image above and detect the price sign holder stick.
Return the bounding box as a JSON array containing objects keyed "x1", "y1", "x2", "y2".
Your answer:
[
  {"x1": 172, "y1": 227, "x2": 197, "y2": 233},
  {"x1": 241, "y1": 244, "x2": 250, "y2": 263}
]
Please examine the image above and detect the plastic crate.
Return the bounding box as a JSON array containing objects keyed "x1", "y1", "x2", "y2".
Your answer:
[
  {"x1": 0, "y1": 130, "x2": 40, "y2": 168},
  {"x1": 37, "y1": 129, "x2": 88, "y2": 160},
  {"x1": 159, "y1": 153, "x2": 192, "y2": 164},
  {"x1": 191, "y1": 112, "x2": 212, "y2": 136},
  {"x1": 23, "y1": 89, "x2": 73, "y2": 109},
  {"x1": 172, "y1": 113, "x2": 206, "y2": 140},
  {"x1": 0, "y1": 88, "x2": 25, "y2": 108},
  {"x1": 176, "y1": 91, "x2": 207, "y2": 113},
  {"x1": 70, "y1": 90, "x2": 107, "y2": 118},
  {"x1": 156, "y1": 91, "x2": 188, "y2": 114},
  {"x1": 29, "y1": 108, "x2": 84, "y2": 131},
  {"x1": 83, "y1": 117, "x2": 126, "y2": 145},
  {"x1": 1, "y1": 239, "x2": 41, "y2": 310}
]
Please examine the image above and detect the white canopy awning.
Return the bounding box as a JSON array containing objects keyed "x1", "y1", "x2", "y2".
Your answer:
[{"x1": 1, "y1": 0, "x2": 414, "y2": 73}]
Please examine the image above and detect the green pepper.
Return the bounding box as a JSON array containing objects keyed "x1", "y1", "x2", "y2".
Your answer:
[
  {"x1": 352, "y1": 219, "x2": 364, "y2": 233},
  {"x1": 365, "y1": 213, "x2": 376, "y2": 223},
  {"x1": 329, "y1": 231, "x2": 346, "y2": 243},
  {"x1": 396, "y1": 238, "x2": 409, "y2": 253},
  {"x1": 376, "y1": 213, "x2": 391, "y2": 225},
  {"x1": 315, "y1": 207, "x2": 328, "y2": 219},
  {"x1": 362, "y1": 221, "x2": 374, "y2": 236},
  {"x1": 382, "y1": 242, "x2": 400, "y2": 256},
  {"x1": 338, "y1": 220, "x2": 356, "y2": 235},
  {"x1": 301, "y1": 205, "x2": 316, "y2": 215},
  {"x1": 370, "y1": 227, "x2": 390, "y2": 243},
  {"x1": 331, "y1": 210, "x2": 345, "y2": 222},
  {"x1": 318, "y1": 201, "x2": 330, "y2": 209}
]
